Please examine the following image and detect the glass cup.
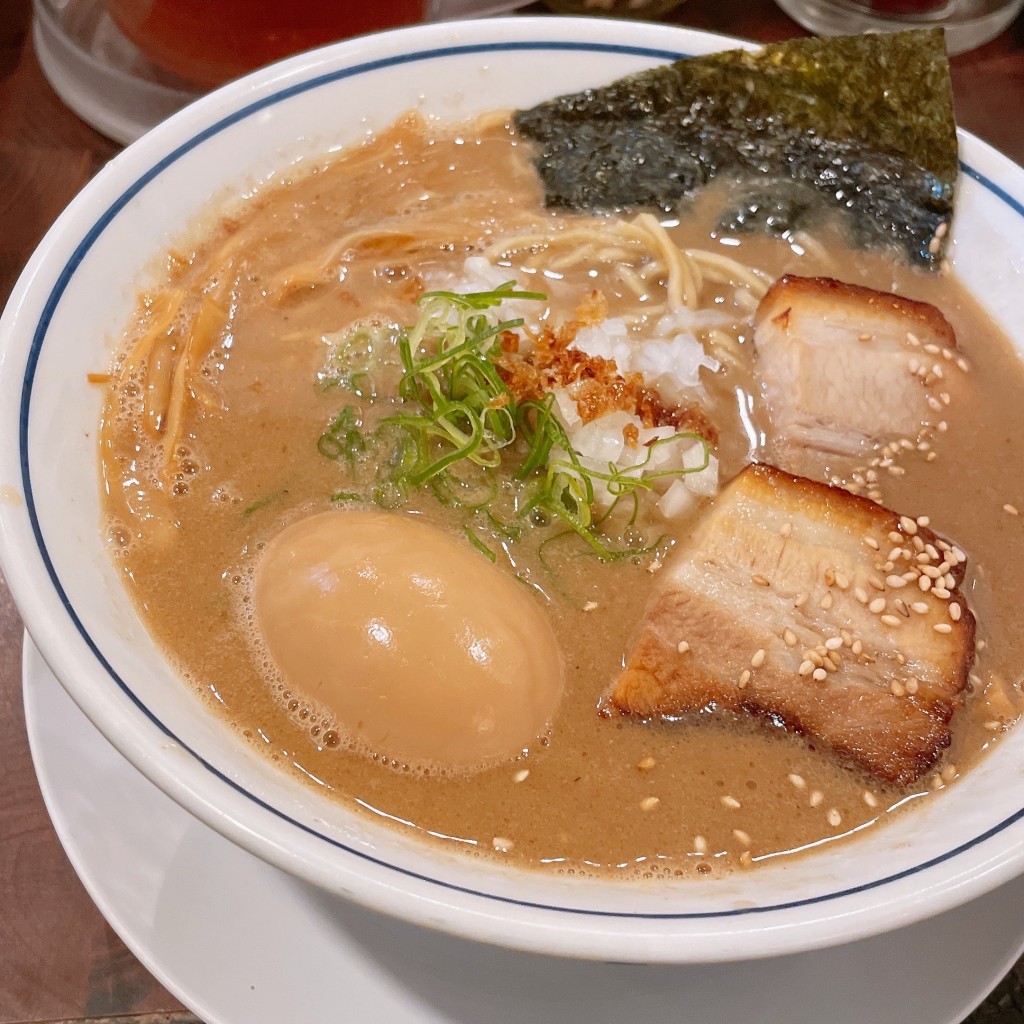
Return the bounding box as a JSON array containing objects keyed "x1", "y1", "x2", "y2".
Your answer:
[
  {"x1": 773, "y1": 0, "x2": 1024, "y2": 54},
  {"x1": 103, "y1": 0, "x2": 509, "y2": 88},
  {"x1": 33, "y1": 0, "x2": 523, "y2": 144}
]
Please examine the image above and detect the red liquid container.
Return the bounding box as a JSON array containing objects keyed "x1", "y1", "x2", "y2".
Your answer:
[{"x1": 105, "y1": 0, "x2": 425, "y2": 87}]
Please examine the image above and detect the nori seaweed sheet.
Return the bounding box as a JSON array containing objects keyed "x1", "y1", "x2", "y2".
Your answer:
[{"x1": 513, "y1": 29, "x2": 957, "y2": 267}]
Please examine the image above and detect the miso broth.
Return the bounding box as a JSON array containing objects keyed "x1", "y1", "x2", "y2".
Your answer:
[{"x1": 98, "y1": 115, "x2": 1024, "y2": 878}]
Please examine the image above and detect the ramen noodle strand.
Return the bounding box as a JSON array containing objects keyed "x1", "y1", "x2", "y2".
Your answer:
[
  {"x1": 686, "y1": 249, "x2": 770, "y2": 298},
  {"x1": 144, "y1": 336, "x2": 176, "y2": 436},
  {"x1": 707, "y1": 327, "x2": 746, "y2": 369},
  {"x1": 161, "y1": 342, "x2": 192, "y2": 476},
  {"x1": 124, "y1": 291, "x2": 183, "y2": 373},
  {"x1": 631, "y1": 214, "x2": 700, "y2": 310}
]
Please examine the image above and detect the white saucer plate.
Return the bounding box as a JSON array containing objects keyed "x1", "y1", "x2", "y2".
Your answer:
[{"x1": 23, "y1": 637, "x2": 1024, "y2": 1024}]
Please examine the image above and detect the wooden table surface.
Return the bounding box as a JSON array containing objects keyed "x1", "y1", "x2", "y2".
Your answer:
[{"x1": 1, "y1": 1, "x2": 1023, "y2": 1021}]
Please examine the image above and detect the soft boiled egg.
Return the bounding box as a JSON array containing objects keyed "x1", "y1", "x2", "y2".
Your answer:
[{"x1": 254, "y1": 509, "x2": 563, "y2": 770}]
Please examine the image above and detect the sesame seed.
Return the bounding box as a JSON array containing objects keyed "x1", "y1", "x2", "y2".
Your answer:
[
  {"x1": 907, "y1": 332, "x2": 921, "y2": 346},
  {"x1": 492, "y1": 837, "x2": 514, "y2": 852},
  {"x1": 869, "y1": 575, "x2": 886, "y2": 591},
  {"x1": 835, "y1": 572, "x2": 850, "y2": 590},
  {"x1": 583, "y1": 601, "x2": 599, "y2": 612},
  {"x1": 514, "y1": 769, "x2": 530, "y2": 783},
  {"x1": 806, "y1": 650, "x2": 825, "y2": 667},
  {"x1": 854, "y1": 587, "x2": 869, "y2": 604},
  {"x1": 819, "y1": 592, "x2": 834, "y2": 610},
  {"x1": 933, "y1": 587, "x2": 951, "y2": 600},
  {"x1": 927, "y1": 396, "x2": 943, "y2": 412},
  {"x1": 812, "y1": 667, "x2": 828, "y2": 682},
  {"x1": 751, "y1": 649, "x2": 766, "y2": 668},
  {"x1": 783, "y1": 628, "x2": 797, "y2": 647},
  {"x1": 863, "y1": 791, "x2": 879, "y2": 808},
  {"x1": 636, "y1": 756, "x2": 656, "y2": 772},
  {"x1": 937, "y1": 421, "x2": 948, "y2": 432},
  {"x1": 891, "y1": 680, "x2": 906, "y2": 697},
  {"x1": 809, "y1": 790, "x2": 824, "y2": 808},
  {"x1": 881, "y1": 614, "x2": 902, "y2": 627},
  {"x1": 827, "y1": 808, "x2": 842, "y2": 827},
  {"x1": 798, "y1": 660, "x2": 815, "y2": 677},
  {"x1": 694, "y1": 835, "x2": 708, "y2": 854},
  {"x1": 900, "y1": 515, "x2": 918, "y2": 535},
  {"x1": 886, "y1": 574, "x2": 908, "y2": 589},
  {"x1": 739, "y1": 850, "x2": 753, "y2": 868},
  {"x1": 911, "y1": 601, "x2": 929, "y2": 614},
  {"x1": 788, "y1": 773, "x2": 806, "y2": 789},
  {"x1": 906, "y1": 677, "x2": 919, "y2": 695},
  {"x1": 933, "y1": 622, "x2": 953, "y2": 634},
  {"x1": 985, "y1": 720, "x2": 1003, "y2": 731},
  {"x1": 924, "y1": 342, "x2": 940, "y2": 355},
  {"x1": 957, "y1": 357, "x2": 969, "y2": 372},
  {"x1": 926, "y1": 452, "x2": 938, "y2": 462},
  {"x1": 677, "y1": 640, "x2": 690, "y2": 654},
  {"x1": 640, "y1": 796, "x2": 660, "y2": 812},
  {"x1": 851, "y1": 639, "x2": 863, "y2": 655},
  {"x1": 721, "y1": 795, "x2": 741, "y2": 809},
  {"x1": 794, "y1": 592, "x2": 808, "y2": 608},
  {"x1": 733, "y1": 829, "x2": 752, "y2": 847},
  {"x1": 738, "y1": 670, "x2": 751, "y2": 689},
  {"x1": 886, "y1": 546, "x2": 903, "y2": 562},
  {"x1": 949, "y1": 603, "x2": 962, "y2": 622},
  {"x1": 919, "y1": 575, "x2": 932, "y2": 592},
  {"x1": 940, "y1": 764, "x2": 958, "y2": 784},
  {"x1": 858, "y1": 333, "x2": 872, "y2": 342},
  {"x1": 895, "y1": 598, "x2": 910, "y2": 618},
  {"x1": 824, "y1": 636, "x2": 843, "y2": 651},
  {"x1": 824, "y1": 567, "x2": 836, "y2": 587},
  {"x1": 895, "y1": 652, "x2": 906, "y2": 665},
  {"x1": 752, "y1": 573, "x2": 771, "y2": 586},
  {"x1": 865, "y1": 537, "x2": 880, "y2": 550},
  {"x1": 930, "y1": 775, "x2": 944, "y2": 791},
  {"x1": 869, "y1": 597, "x2": 887, "y2": 614},
  {"x1": 1005, "y1": 504, "x2": 1020, "y2": 516}
]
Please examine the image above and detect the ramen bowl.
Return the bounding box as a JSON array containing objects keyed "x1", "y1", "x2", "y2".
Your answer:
[{"x1": 2, "y1": 17, "x2": 1024, "y2": 964}]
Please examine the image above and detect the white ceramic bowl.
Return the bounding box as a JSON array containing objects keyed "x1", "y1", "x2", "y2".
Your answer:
[{"x1": 2, "y1": 17, "x2": 1024, "y2": 965}]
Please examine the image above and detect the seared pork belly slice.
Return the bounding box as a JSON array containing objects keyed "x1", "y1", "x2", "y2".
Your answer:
[
  {"x1": 753, "y1": 276, "x2": 963, "y2": 458},
  {"x1": 609, "y1": 464, "x2": 975, "y2": 785}
]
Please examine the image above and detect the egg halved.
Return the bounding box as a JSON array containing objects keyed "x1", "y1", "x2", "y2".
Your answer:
[{"x1": 254, "y1": 509, "x2": 563, "y2": 770}]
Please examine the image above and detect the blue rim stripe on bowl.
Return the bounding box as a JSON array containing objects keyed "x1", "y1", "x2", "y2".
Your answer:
[{"x1": 18, "y1": 39, "x2": 1024, "y2": 921}]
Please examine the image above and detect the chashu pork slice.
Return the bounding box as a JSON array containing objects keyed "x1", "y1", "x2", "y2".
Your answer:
[
  {"x1": 609, "y1": 464, "x2": 975, "y2": 785},
  {"x1": 753, "y1": 275, "x2": 964, "y2": 458}
]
